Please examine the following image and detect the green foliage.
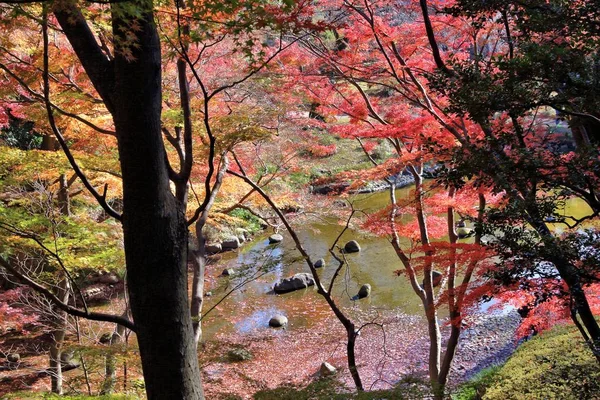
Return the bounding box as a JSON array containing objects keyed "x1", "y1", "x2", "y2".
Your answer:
[
  {"x1": 229, "y1": 208, "x2": 264, "y2": 233},
  {"x1": 452, "y1": 365, "x2": 502, "y2": 400},
  {"x1": 461, "y1": 323, "x2": 600, "y2": 400},
  {"x1": 254, "y1": 376, "x2": 427, "y2": 399},
  {"x1": 0, "y1": 120, "x2": 42, "y2": 150}
]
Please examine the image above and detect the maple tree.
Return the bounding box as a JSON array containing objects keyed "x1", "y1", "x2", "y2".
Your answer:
[
  {"x1": 261, "y1": 0, "x2": 600, "y2": 395},
  {"x1": 424, "y1": 0, "x2": 600, "y2": 363}
]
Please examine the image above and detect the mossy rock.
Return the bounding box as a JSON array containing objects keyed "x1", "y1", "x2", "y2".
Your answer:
[{"x1": 226, "y1": 348, "x2": 253, "y2": 362}]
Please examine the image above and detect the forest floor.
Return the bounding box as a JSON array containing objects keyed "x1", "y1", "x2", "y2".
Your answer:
[{"x1": 0, "y1": 303, "x2": 520, "y2": 399}]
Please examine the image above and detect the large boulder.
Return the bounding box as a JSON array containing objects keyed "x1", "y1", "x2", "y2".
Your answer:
[
  {"x1": 457, "y1": 227, "x2": 473, "y2": 239},
  {"x1": 268, "y1": 234, "x2": 284, "y2": 244},
  {"x1": 274, "y1": 273, "x2": 315, "y2": 294},
  {"x1": 357, "y1": 284, "x2": 371, "y2": 299},
  {"x1": 227, "y1": 348, "x2": 253, "y2": 362},
  {"x1": 314, "y1": 258, "x2": 325, "y2": 268},
  {"x1": 222, "y1": 237, "x2": 240, "y2": 250},
  {"x1": 268, "y1": 315, "x2": 288, "y2": 328},
  {"x1": 344, "y1": 240, "x2": 361, "y2": 253}
]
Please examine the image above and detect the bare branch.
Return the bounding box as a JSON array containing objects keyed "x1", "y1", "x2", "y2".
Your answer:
[{"x1": 0, "y1": 257, "x2": 135, "y2": 331}]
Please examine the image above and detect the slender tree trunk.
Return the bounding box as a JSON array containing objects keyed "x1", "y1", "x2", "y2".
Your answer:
[
  {"x1": 57, "y1": 173, "x2": 70, "y2": 216},
  {"x1": 49, "y1": 277, "x2": 70, "y2": 394},
  {"x1": 101, "y1": 312, "x2": 129, "y2": 395},
  {"x1": 346, "y1": 327, "x2": 362, "y2": 391},
  {"x1": 529, "y1": 214, "x2": 600, "y2": 362},
  {"x1": 190, "y1": 237, "x2": 206, "y2": 344}
]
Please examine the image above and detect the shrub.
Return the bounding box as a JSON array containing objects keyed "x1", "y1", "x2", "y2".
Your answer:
[{"x1": 479, "y1": 323, "x2": 600, "y2": 400}]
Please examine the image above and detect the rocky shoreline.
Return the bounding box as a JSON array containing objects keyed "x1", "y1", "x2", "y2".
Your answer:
[
  {"x1": 311, "y1": 165, "x2": 442, "y2": 195},
  {"x1": 450, "y1": 307, "x2": 521, "y2": 384}
]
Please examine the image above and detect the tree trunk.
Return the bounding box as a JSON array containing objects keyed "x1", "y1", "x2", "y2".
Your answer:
[
  {"x1": 49, "y1": 277, "x2": 70, "y2": 394},
  {"x1": 109, "y1": 6, "x2": 204, "y2": 399},
  {"x1": 101, "y1": 313, "x2": 129, "y2": 395},
  {"x1": 57, "y1": 173, "x2": 70, "y2": 216},
  {"x1": 529, "y1": 215, "x2": 600, "y2": 361},
  {"x1": 190, "y1": 246, "x2": 206, "y2": 344},
  {"x1": 55, "y1": 3, "x2": 205, "y2": 398},
  {"x1": 346, "y1": 327, "x2": 362, "y2": 391}
]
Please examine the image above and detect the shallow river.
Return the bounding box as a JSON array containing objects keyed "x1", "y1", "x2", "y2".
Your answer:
[{"x1": 200, "y1": 187, "x2": 590, "y2": 339}]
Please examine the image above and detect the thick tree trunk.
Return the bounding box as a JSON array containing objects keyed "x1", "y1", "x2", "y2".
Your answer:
[
  {"x1": 110, "y1": 7, "x2": 204, "y2": 400},
  {"x1": 55, "y1": 3, "x2": 204, "y2": 398}
]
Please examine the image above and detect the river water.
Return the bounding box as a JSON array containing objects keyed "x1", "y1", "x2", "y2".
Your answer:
[{"x1": 200, "y1": 186, "x2": 591, "y2": 340}]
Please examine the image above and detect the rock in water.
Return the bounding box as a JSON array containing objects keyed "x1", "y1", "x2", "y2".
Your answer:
[
  {"x1": 7, "y1": 353, "x2": 20, "y2": 363},
  {"x1": 320, "y1": 362, "x2": 337, "y2": 376},
  {"x1": 205, "y1": 243, "x2": 222, "y2": 254},
  {"x1": 268, "y1": 234, "x2": 284, "y2": 244},
  {"x1": 314, "y1": 258, "x2": 325, "y2": 268},
  {"x1": 269, "y1": 315, "x2": 288, "y2": 328},
  {"x1": 221, "y1": 268, "x2": 235, "y2": 277},
  {"x1": 222, "y1": 237, "x2": 241, "y2": 250},
  {"x1": 357, "y1": 284, "x2": 371, "y2": 299},
  {"x1": 457, "y1": 227, "x2": 473, "y2": 239},
  {"x1": 344, "y1": 240, "x2": 361, "y2": 253},
  {"x1": 273, "y1": 272, "x2": 315, "y2": 294}
]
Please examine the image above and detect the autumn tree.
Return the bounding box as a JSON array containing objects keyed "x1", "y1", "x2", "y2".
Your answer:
[
  {"x1": 420, "y1": 0, "x2": 600, "y2": 362},
  {"x1": 0, "y1": 0, "x2": 320, "y2": 398}
]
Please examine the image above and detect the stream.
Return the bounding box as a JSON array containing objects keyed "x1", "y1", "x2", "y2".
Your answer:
[{"x1": 200, "y1": 186, "x2": 592, "y2": 340}]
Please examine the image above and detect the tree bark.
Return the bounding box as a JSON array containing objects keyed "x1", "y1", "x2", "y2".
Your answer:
[
  {"x1": 55, "y1": 3, "x2": 205, "y2": 398},
  {"x1": 110, "y1": 7, "x2": 204, "y2": 399},
  {"x1": 49, "y1": 277, "x2": 70, "y2": 394}
]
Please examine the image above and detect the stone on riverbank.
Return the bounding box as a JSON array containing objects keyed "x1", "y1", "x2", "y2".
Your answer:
[
  {"x1": 319, "y1": 362, "x2": 337, "y2": 376},
  {"x1": 273, "y1": 273, "x2": 315, "y2": 294},
  {"x1": 344, "y1": 240, "x2": 361, "y2": 253},
  {"x1": 221, "y1": 236, "x2": 240, "y2": 250},
  {"x1": 269, "y1": 315, "x2": 288, "y2": 328},
  {"x1": 206, "y1": 243, "x2": 222, "y2": 254},
  {"x1": 314, "y1": 258, "x2": 325, "y2": 268},
  {"x1": 269, "y1": 234, "x2": 284, "y2": 244},
  {"x1": 221, "y1": 268, "x2": 236, "y2": 277},
  {"x1": 222, "y1": 237, "x2": 241, "y2": 250},
  {"x1": 357, "y1": 284, "x2": 371, "y2": 299}
]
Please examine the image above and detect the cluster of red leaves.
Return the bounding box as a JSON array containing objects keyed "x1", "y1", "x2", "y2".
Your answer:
[
  {"x1": 0, "y1": 287, "x2": 40, "y2": 334},
  {"x1": 305, "y1": 143, "x2": 337, "y2": 158}
]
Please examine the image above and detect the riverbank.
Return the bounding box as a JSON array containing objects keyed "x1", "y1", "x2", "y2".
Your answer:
[{"x1": 199, "y1": 303, "x2": 522, "y2": 399}]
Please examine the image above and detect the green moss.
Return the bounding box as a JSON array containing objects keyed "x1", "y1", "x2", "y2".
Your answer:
[
  {"x1": 452, "y1": 365, "x2": 502, "y2": 400},
  {"x1": 253, "y1": 376, "x2": 427, "y2": 399},
  {"x1": 228, "y1": 208, "x2": 264, "y2": 233},
  {"x1": 455, "y1": 323, "x2": 600, "y2": 400}
]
